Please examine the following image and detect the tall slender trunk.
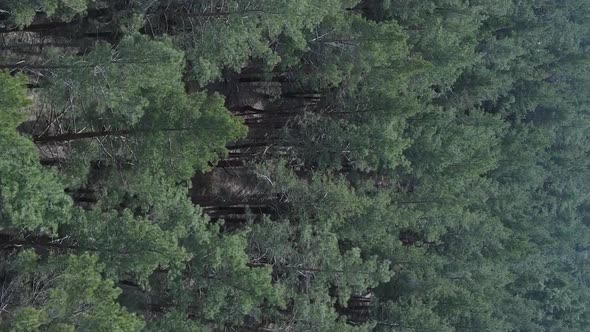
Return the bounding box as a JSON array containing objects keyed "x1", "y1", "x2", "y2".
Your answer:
[
  {"x1": 34, "y1": 129, "x2": 132, "y2": 143},
  {"x1": 392, "y1": 199, "x2": 444, "y2": 205},
  {"x1": 0, "y1": 22, "x2": 71, "y2": 34},
  {"x1": 0, "y1": 58, "x2": 175, "y2": 72},
  {"x1": 226, "y1": 141, "x2": 269, "y2": 151},
  {"x1": 0, "y1": 63, "x2": 79, "y2": 70},
  {"x1": 170, "y1": 9, "x2": 267, "y2": 18},
  {"x1": 0, "y1": 232, "x2": 82, "y2": 252},
  {"x1": 34, "y1": 127, "x2": 199, "y2": 144}
]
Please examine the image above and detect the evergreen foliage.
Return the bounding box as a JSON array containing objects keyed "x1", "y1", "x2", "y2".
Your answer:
[{"x1": 1, "y1": 0, "x2": 589, "y2": 330}]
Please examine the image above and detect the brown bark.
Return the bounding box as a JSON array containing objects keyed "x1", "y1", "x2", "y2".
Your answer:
[
  {"x1": 34, "y1": 129, "x2": 132, "y2": 143},
  {"x1": 0, "y1": 58, "x2": 174, "y2": 72},
  {"x1": 226, "y1": 141, "x2": 269, "y2": 151},
  {"x1": 170, "y1": 9, "x2": 267, "y2": 18},
  {"x1": 34, "y1": 127, "x2": 200, "y2": 144},
  {"x1": 0, "y1": 22, "x2": 71, "y2": 34}
]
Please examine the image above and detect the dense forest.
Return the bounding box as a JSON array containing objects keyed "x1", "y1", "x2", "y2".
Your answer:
[{"x1": 0, "y1": 0, "x2": 589, "y2": 331}]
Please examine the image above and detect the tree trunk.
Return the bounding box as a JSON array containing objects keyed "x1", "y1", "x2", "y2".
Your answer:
[
  {"x1": 34, "y1": 129, "x2": 132, "y2": 143},
  {"x1": 0, "y1": 22, "x2": 71, "y2": 34},
  {"x1": 34, "y1": 127, "x2": 201, "y2": 144}
]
